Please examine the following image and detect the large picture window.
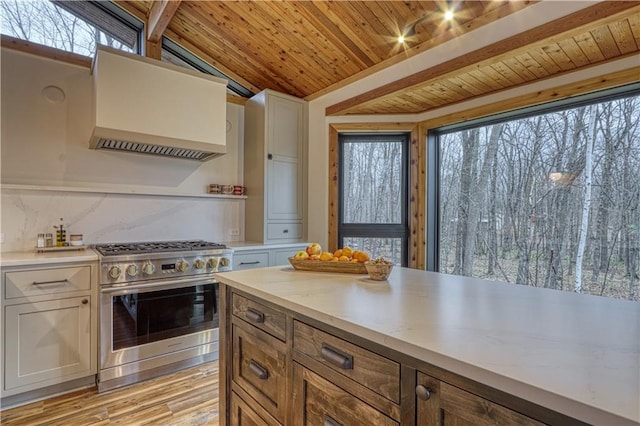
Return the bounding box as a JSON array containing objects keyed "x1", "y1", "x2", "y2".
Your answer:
[
  {"x1": 339, "y1": 133, "x2": 409, "y2": 266},
  {"x1": 428, "y1": 85, "x2": 640, "y2": 301},
  {"x1": 0, "y1": 0, "x2": 143, "y2": 56}
]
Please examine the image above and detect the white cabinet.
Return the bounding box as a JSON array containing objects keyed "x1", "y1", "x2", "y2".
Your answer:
[
  {"x1": 244, "y1": 89, "x2": 307, "y2": 243},
  {"x1": 1, "y1": 262, "x2": 97, "y2": 397},
  {"x1": 232, "y1": 243, "x2": 308, "y2": 271}
]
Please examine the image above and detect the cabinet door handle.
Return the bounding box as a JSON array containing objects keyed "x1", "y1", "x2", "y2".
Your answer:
[
  {"x1": 239, "y1": 261, "x2": 261, "y2": 265},
  {"x1": 283, "y1": 229, "x2": 289, "y2": 233},
  {"x1": 324, "y1": 415, "x2": 341, "y2": 426},
  {"x1": 248, "y1": 360, "x2": 269, "y2": 380},
  {"x1": 416, "y1": 384, "x2": 432, "y2": 400},
  {"x1": 246, "y1": 308, "x2": 265, "y2": 323},
  {"x1": 32, "y1": 278, "x2": 68, "y2": 286},
  {"x1": 268, "y1": 153, "x2": 273, "y2": 160},
  {"x1": 81, "y1": 299, "x2": 89, "y2": 305},
  {"x1": 321, "y1": 344, "x2": 353, "y2": 370}
]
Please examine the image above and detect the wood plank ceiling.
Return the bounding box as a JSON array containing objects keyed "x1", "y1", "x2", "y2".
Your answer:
[{"x1": 118, "y1": 1, "x2": 640, "y2": 116}]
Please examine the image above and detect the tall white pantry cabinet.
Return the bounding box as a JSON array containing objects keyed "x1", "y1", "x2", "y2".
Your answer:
[{"x1": 244, "y1": 90, "x2": 307, "y2": 243}]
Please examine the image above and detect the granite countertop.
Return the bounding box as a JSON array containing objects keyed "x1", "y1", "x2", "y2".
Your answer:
[
  {"x1": 223, "y1": 241, "x2": 309, "y2": 251},
  {"x1": 215, "y1": 266, "x2": 640, "y2": 425},
  {"x1": 0, "y1": 249, "x2": 99, "y2": 267}
]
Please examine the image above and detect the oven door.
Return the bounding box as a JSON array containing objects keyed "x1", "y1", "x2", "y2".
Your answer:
[{"x1": 100, "y1": 277, "x2": 219, "y2": 370}]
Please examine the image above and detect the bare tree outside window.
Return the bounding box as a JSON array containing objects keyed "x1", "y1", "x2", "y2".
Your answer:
[
  {"x1": 439, "y1": 94, "x2": 640, "y2": 301},
  {"x1": 339, "y1": 134, "x2": 409, "y2": 266},
  {"x1": 1, "y1": 0, "x2": 134, "y2": 56}
]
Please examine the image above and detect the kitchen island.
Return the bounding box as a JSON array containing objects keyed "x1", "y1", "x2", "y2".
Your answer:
[{"x1": 215, "y1": 266, "x2": 639, "y2": 425}]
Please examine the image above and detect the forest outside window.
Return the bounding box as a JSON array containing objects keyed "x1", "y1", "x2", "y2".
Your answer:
[
  {"x1": 338, "y1": 133, "x2": 409, "y2": 266},
  {"x1": 429, "y1": 85, "x2": 640, "y2": 301},
  {"x1": 1, "y1": 0, "x2": 142, "y2": 56}
]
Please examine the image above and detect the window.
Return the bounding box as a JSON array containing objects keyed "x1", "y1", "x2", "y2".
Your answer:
[
  {"x1": 338, "y1": 133, "x2": 409, "y2": 266},
  {"x1": 161, "y1": 38, "x2": 254, "y2": 98},
  {"x1": 428, "y1": 84, "x2": 640, "y2": 301},
  {"x1": 0, "y1": 0, "x2": 143, "y2": 56}
]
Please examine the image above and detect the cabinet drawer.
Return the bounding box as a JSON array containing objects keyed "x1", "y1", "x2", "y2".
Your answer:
[
  {"x1": 232, "y1": 320, "x2": 287, "y2": 423},
  {"x1": 231, "y1": 391, "x2": 281, "y2": 426},
  {"x1": 273, "y1": 246, "x2": 307, "y2": 266},
  {"x1": 234, "y1": 252, "x2": 270, "y2": 270},
  {"x1": 233, "y1": 293, "x2": 287, "y2": 341},
  {"x1": 4, "y1": 266, "x2": 91, "y2": 299},
  {"x1": 293, "y1": 363, "x2": 398, "y2": 426},
  {"x1": 267, "y1": 223, "x2": 302, "y2": 240},
  {"x1": 293, "y1": 321, "x2": 400, "y2": 403}
]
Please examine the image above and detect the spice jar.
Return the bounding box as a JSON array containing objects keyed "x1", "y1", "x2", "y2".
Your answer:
[
  {"x1": 45, "y1": 233, "x2": 54, "y2": 247},
  {"x1": 37, "y1": 233, "x2": 45, "y2": 248}
]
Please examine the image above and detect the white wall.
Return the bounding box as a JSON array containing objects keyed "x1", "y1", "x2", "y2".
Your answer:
[
  {"x1": 306, "y1": 1, "x2": 639, "y2": 249},
  {"x1": 0, "y1": 48, "x2": 246, "y2": 252}
]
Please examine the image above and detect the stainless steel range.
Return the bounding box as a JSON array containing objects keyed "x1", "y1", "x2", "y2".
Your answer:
[{"x1": 94, "y1": 240, "x2": 232, "y2": 392}]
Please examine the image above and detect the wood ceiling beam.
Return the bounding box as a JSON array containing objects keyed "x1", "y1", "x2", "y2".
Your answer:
[
  {"x1": 147, "y1": 0, "x2": 182, "y2": 43},
  {"x1": 326, "y1": 1, "x2": 639, "y2": 116}
]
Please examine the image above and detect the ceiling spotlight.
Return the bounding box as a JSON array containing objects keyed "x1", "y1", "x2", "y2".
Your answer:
[
  {"x1": 444, "y1": 10, "x2": 454, "y2": 21},
  {"x1": 397, "y1": 16, "x2": 426, "y2": 43}
]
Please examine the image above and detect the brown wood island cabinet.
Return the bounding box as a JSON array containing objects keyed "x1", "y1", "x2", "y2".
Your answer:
[{"x1": 219, "y1": 285, "x2": 585, "y2": 426}]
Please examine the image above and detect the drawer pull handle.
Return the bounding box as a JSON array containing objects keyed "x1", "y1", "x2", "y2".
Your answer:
[
  {"x1": 321, "y1": 344, "x2": 353, "y2": 370},
  {"x1": 248, "y1": 360, "x2": 269, "y2": 380},
  {"x1": 416, "y1": 384, "x2": 432, "y2": 400},
  {"x1": 32, "y1": 279, "x2": 68, "y2": 286},
  {"x1": 246, "y1": 308, "x2": 265, "y2": 323},
  {"x1": 239, "y1": 261, "x2": 261, "y2": 265},
  {"x1": 324, "y1": 415, "x2": 341, "y2": 426},
  {"x1": 283, "y1": 229, "x2": 289, "y2": 233}
]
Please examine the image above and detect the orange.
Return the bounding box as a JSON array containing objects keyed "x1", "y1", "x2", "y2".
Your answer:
[
  {"x1": 333, "y1": 249, "x2": 343, "y2": 258},
  {"x1": 341, "y1": 246, "x2": 353, "y2": 258},
  {"x1": 353, "y1": 251, "x2": 370, "y2": 263},
  {"x1": 319, "y1": 252, "x2": 334, "y2": 261}
]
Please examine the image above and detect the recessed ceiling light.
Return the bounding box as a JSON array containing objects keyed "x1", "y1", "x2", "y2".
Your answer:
[
  {"x1": 397, "y1": 35, "x2": 405, "y2": 44},
  {"x1": 444, "y1": 10, "x2": 454, "y2": 21}
]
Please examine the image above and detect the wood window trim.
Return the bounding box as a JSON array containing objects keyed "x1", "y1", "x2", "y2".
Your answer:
[
  {"x1": 327, "y1": 66, "x2": 637, "y2": 272},
  {"x1": 328, "y1": 123, "x2": 424, "y2": 269}
]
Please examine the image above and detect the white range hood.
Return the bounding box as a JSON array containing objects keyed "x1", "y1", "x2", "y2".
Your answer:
[{"x1": 90, "y1": 45, "x2": 228, "y2": 161}]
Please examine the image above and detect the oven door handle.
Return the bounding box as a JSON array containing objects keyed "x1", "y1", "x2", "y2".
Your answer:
[{"x1": 101, "y1": 277, "x2": 218, "y2": 295}]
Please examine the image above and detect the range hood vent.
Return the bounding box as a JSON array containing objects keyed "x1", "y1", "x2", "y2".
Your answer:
[
  {"x1": 90, "y1": 46, "x2": 228, "y2": 161},
  {"x1": 94, "y1": 138, "x2": 223, "y2": 161}
]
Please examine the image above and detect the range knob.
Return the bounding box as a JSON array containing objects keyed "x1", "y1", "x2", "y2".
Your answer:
[
  {"x1": 194, "y1": 259, "x2": 205, "y2": 269},
  {"x1": 220, "y1": 257, "x2": 230, "y2": 267},
  {"x1": 126, "y1": 264, "x2": 138, "y2": 277},
  {"x1": 108, "y1": 265, "x2": 121, "y2": 280},
  {"x1": 142, "y1": 262, "x2": 155, "y2": 275},
  {"x1": 207, "y1": 258, "x2": 219, "y2": 269},
  {"x1": 176, "y1": 260, "x2": 189, "y2": 272}
]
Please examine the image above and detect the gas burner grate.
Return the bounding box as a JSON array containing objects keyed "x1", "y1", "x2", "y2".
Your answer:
[{"x1": 94, "y1": 240, "x2": 227, "y2": 256}]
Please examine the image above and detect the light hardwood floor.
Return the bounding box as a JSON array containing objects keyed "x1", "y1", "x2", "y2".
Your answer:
[{"x1": 1, "y1": 361, "x2": 219, "y2": 425}]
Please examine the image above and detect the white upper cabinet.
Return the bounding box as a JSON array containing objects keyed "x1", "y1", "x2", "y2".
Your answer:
[{"x1": 244, "y1": 90, "x2": 307, "y2": 243}]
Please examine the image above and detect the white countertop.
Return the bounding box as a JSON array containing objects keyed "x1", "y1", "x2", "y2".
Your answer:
[
  {"x1": 0, "y1": 249, "x2": 99, "y2": 267},
  {"x1": 223, "y1": 241, "x2": 309, "y2": 251},
  {"x1": 216, "y1": 266, "x2": 640, "y2": 425}
]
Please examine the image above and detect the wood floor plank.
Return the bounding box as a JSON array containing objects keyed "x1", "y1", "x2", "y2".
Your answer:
[{"x1": 0, "y1": 361, "x2": 219, "y2": 426}]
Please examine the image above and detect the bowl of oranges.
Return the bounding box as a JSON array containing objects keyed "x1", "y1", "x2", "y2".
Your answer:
[{"x1": 289, "y1": 243, "x2": 370, "y2": 274}]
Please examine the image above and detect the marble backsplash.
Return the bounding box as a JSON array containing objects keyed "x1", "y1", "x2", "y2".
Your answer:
[{"x1": 0, "y1": 188, "x2": 244, "y2": 252}]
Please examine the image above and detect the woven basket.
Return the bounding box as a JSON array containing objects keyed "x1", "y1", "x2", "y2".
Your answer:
[{"x1": 288, "y1": 257, "x2": 367, "y2": 274}]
